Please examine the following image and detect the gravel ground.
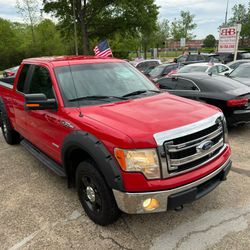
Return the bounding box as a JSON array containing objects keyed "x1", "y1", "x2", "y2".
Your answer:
[{"x1": 0, "y1": 125, "x2": 250, "y2": 250}]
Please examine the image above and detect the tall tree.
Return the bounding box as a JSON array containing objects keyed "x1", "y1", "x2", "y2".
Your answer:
[
  {"x1": 154, "y1": 19, "x2": 170, "y2": 49},
  {"x1": 203, "y1": 34, "x2": 216, "y2": 48},
  {"x1": 43, "y1": 0, "x2": 159, "y2": 55},
  {"x1": 171, "y1": 11, "x2": 197, "y2": 41},
  {"x1": 16, "y1": 0, "x2": 40, "y2": 43},
  {"x1": 219, "y1": 3, "x2": 250, "y2": 46}
]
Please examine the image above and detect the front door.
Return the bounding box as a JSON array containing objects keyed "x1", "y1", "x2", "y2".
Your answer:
[{"x1": 24, "y1": 65, "x2": 64, "y2": 162}]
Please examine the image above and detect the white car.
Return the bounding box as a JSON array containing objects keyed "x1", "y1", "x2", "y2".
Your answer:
[{"x1": 177, "y1": 63, "x2": 232, "y2": 76}]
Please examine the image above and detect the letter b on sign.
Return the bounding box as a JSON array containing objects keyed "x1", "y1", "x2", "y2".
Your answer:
[{"x1": 221, "y1": 28, "x2": 236, "y2": 36}]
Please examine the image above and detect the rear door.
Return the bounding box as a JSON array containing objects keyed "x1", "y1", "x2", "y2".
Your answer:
[{"x1": 13, "y1": 64, "x2": 32, "y2": 137}]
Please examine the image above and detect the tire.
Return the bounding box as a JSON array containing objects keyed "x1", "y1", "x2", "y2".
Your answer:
[
  {"x1": 76, "y1": 160, "x2": 121, "y2": 226},
  {"x1": 0, "y1": 109, "x2": 20, "y2": 145}
]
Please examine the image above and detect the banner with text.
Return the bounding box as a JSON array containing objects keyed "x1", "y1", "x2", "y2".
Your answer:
[{"x1": 218, "y1": 26, "x2": 237, "y2": 53}]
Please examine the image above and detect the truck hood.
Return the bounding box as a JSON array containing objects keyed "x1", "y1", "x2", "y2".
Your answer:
[{"x1": 81, "y1": 93, "x2": 220, "y2": 147}]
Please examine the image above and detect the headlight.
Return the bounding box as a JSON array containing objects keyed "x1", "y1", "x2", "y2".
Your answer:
[{"x1": 114, "y1": 148, "x2": 160, "y2": 179}]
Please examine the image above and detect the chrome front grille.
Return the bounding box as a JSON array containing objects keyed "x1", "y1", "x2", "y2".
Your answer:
[{"x1": 154, "y1": 112, "x2": 226, "y2": 178}]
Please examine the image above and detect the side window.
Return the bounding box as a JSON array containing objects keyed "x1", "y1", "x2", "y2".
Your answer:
[
  {"x1": 217, "y1": 65, "x2": 229, "y2": 73},
  {"x1": 197, "y1": 55, "x2": 205, "y2": 61},
  {"x1": 187, "y1": 55, "x2": 198, "y2": 61},
  {"x1": 16, "y1": 64, "x2": 31, "y2": 93},
  {"x1": 208, "y1": 66, "x2": 218, "y2": 74},
  {"x1": 28, "y1": 66, "x2": 54, "y2": 99},
  {"x1": 136, "y1": 62, "x2": 147, "y2": 71},
  {"x1": 175, "y1": 78, "x2": 198, "y2": 91},
  {"x1": 177, "y1": 56, "x2": 187, "y2": 63},
  {"x1": 163, "y1": 65, "x2": 174, "y2": 75},
  {"x1": 157, "y1": 78, "x2": 177, "y2": 90}
]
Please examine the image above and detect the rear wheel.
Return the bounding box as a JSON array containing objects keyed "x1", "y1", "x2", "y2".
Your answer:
[
  {"x1": 76, "y1": 161, "x2": 121, "y2": 226},
  {"x1": 1, "y1": 109, "x2": 20, "y2": 145}
]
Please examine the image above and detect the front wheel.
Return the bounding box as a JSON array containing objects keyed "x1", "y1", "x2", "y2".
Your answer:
[{"x1": 76, "y1": 160, "x2": 121, "y2": 226}]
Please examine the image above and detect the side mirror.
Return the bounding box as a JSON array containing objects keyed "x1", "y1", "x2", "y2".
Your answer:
[
  {"x1": 24, "y1": 93, "x2": 57, "y2": 110},
  {"x1": 173, "y1": 58, "x2": 177, "y2": 63},
  {"x1": 224, "y1": 73, "x2": 230, "y2": 77}
]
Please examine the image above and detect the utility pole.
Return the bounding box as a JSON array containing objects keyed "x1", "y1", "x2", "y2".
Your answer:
[
  {"x1": 225, "y1": 0, "x2": 229, "y2": 26},
  {"x1": 72, "y1": 0, "x2": 78, "y2": 55}
]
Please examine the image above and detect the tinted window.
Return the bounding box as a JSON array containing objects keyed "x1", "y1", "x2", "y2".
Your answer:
[
  {"x1": 217, "y1": 65, "x2": 229, "y2": 73},
  {"x1": 177, "y1": 56, "x2": 187, "y2": 63},
  {"x1": 158, "y1": 78, "x2": 177, "y2": 90},
  {"x1": 187, "y1": 55, "x2": 198, "y2": 61},
  {"x1": 28, "y1": 66, "x2": 54, "y2": 98},
  {"x1": 175, "y1": 78, "x2": 198, "y2": 91},
  {"x1": 208, "y1": 66, "x2": 218, "y2": 74},
  {"x1": 17, "y1": 64, "x2": 30, "y2": 92},
  {"x1": 163, "y1": 65, "x2": 175, "y2": 75}
]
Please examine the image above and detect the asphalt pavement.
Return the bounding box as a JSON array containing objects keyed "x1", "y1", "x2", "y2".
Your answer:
[{"x1": 0, "y1": 125, "x2": 250, "y2": 250}]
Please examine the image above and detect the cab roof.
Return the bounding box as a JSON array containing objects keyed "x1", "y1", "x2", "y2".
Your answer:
[{"x1": 22, "y1": 56, "x2": 124, "y2": 67}]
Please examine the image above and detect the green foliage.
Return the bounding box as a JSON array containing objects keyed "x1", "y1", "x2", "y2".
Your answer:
[
  {"x1": 43, "y1": 0, "x2": 159, "y2": 55},
  {"x1": 154, "y1": 19, "x2": 170, "y2": 47},
  {"x1": 171, "y1": 11, "x2": 197, "y2": 41},
  {"x1": 0, "y1": 18, "x2": 68, "y2": 70},
  {"x1": 0, "y1": 18, "x2": 20, "y2": 69},
  {"x1": 203, "y1": 34, "x2": 216, "y2": 48},
  {"x1": 219, "y1": 2, "x2": 250, "y2": 44}
]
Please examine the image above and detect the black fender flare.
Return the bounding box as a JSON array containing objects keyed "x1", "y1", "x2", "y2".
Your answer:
[{"x1": 61, "y1": 131, "x2": 124, "y2": 191}]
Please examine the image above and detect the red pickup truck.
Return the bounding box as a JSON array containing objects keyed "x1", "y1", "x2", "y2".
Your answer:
[{"x1": 0, "y1": 56, "x2": 231, "y2": 225}]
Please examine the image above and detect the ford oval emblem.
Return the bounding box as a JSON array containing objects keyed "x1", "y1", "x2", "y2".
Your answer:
[{"x1": 197, "y1": 140, "x2": 214, "y2": 152}]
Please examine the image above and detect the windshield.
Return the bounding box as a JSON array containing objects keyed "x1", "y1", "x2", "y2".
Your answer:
[
  {"x1": 149, "y1": 65, "x2": 165, "y2": 77},
  {"x1": 55, "y1": 62, "x2": 158, "y2": 105},
  {"x1": 230, "y1": 64, "x2": 250, "y2": 78},
  {"x1": 178, "y1": 65, "x2": 208, "y2": 73}
]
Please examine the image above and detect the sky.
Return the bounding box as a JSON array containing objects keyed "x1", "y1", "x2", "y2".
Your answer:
[{"x1": 0, "y1": 0, "x2": 249, "y2": 39}]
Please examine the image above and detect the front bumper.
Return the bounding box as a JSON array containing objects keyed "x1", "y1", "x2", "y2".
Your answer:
[{"x1": 113, "y1": 157, "x2": 231, "y2": 214}]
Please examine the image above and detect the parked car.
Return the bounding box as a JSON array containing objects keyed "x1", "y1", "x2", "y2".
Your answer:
[
  {"x1": 129, "y1": 59, "x2": 161, "y2": 73},
  {"x1": 216, "y1": 51, "x2": 250, "y2": 64},
  {"x1": 0, "y1": 56, "x2": 231, "y2": 225},
  {"x1": 227, "y1": 59, "x2": 250, "y2": 70},
  {"x1": 177, "y1": 63, "x2": 232, "y2": 76},
  {"x1": 148, "y1": 63, "x2": 183, "y2": 81},
  {"x1": 227, "y1": 63, "x2": 250, "y2": 87},
  {"x1": 156, "y1": 73, "x2": 250, "y2": 126},
  {"x1": 3, "y1": 66, "x2": 19, "y2": 78},
  {"x1": 174, "y1": 53, "x2": 220, "y2": 65}
]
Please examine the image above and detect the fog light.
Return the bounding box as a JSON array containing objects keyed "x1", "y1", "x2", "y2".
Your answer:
[{"x1": 142, "y1": 198, "x2": 159, "y2": 211}]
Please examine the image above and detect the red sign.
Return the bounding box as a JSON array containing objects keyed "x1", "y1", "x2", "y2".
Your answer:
[{"x1": 218, "y1": 27, "x2": 237, "y2": 53}]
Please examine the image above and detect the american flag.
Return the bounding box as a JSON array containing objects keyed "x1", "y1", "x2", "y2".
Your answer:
[{"x1": 93, "y1": 40, "x2": 113, "y2": 57}]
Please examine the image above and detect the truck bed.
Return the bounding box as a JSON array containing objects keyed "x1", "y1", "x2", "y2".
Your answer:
[{"x1": 0, "y1": 77, "x2": 14, "y2": 89}]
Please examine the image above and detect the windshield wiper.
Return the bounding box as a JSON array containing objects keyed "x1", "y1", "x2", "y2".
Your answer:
[
  {"x1": 69, "y1": 95, "x2": 128, "y2": 102},
  {"x1": 122, "y1": 89, "x2": 160, "y2": 98}
]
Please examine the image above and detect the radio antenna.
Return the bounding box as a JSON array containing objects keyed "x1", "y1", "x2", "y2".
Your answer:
[{"x1": 68, "y1": 62, "x2": 83, "y2": 117}]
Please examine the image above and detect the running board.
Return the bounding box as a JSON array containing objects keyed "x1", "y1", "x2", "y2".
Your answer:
[{"x1": 21, "y1": 139, "x2": 66, "y2": 177}]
